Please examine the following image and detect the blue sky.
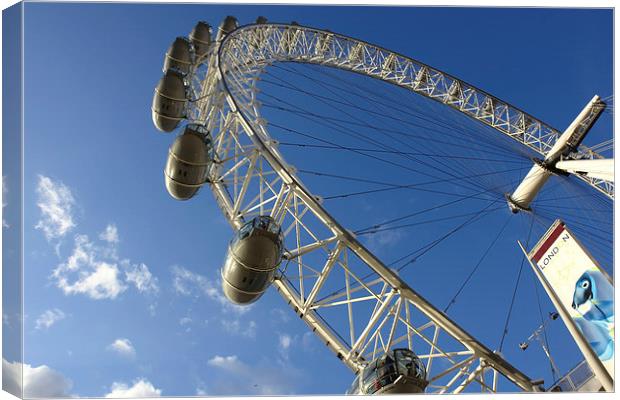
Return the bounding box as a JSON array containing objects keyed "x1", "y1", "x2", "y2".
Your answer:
[{"x1": 2, "y1": 2, "x2": 613, "y2": 397}]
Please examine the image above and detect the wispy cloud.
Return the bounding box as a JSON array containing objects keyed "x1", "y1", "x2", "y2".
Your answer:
[
  {"x1": 104, "y1": 379, "x2": 161, "y2": 397},
  {"x1": 2, "y1": 358, "x2": 73, "y2": 398},
  {"x1": 171, "y1": 265, "x2": 251, "y2": 315},
  {"x1": 278, "y1": 333, "x2": 294, "y2": 360},
  {"x1": 206, "y1": 355, "x2": 303, "y2": 395},
  {"x1": 221, "y1": 319, "x2": 257, "y2": 339},
  {"x1": 123, "y1": 261, "x2": 159, "y2": 294},
  {"x1": 270, "y1": 308, "x2": 290, "y2": 323},
  {"x1": 179, "y1": 317, "x2": 193, "y2": 333},
  {"x1": 365, "y1": 229, "x2": 403, "y2": 255},
  {"x1": 35, "y1": 175, "x2": 76, "y2": 241},
  {"x1": 99, "y1": 224, "x2": 119, "y2": 244},
  {"x1": 276, "y1": 332, "x2": 315, "y2": 360},
  {"x1": 35, "y1": 309, "x2": 66, "y2": 330},
  {"x1": 107, "y1": 338, "x2": 136, "y2": 358}
]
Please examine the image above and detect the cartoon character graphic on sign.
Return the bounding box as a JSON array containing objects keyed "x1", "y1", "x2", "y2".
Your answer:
[{"x1": 571, "y1": 269, "x2": 614, "y2": 361}]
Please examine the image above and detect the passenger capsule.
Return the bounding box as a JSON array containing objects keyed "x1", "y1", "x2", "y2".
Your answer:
[
  {"x1": 256, "y1": 16, "x2": 268, "y2": 24},
  {"x1": 216, "y1": 16, "x2": 238, "y2": 41},
  {"x1": 221, "y1": 216, "x2": 283, "y2": 305},
  {"x1": 347, "y1": 349, "x2": 428, "y2": 395},
  {"x1": 189, "y1": 21, "x2": 212, "y2": 60},
  {"x1": 152, "y1": 69, "x2": 188, "y2": 132},
  {"x1": 163, "y1": 37, "x2": 193, "y2": 75},
  {"x1": 164, "y1": 124, "x2": 212, "y2": 200}
]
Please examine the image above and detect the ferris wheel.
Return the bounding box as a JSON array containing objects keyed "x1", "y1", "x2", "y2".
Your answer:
[{"x1": 151, "y1": 16, "x2": 613, "y2": 394}]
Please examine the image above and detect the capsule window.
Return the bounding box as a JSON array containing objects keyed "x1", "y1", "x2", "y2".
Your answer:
[{"x1": 238, "y1": 223, "x2": 252, "y2": 240}]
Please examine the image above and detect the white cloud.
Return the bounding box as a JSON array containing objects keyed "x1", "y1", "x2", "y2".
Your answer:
[
  {"x1": 277, "y1": 333, "x2": 298, "y2": 360},
  {"x1": 365, "y1": 229, "x2": 403, "y2": 255},
  {"x1": 206, "y1": 355, "x2": 302, "y2": 395},
  {"x1": 220, "y1": 319, "x2": 257, "y2": 339},
  {"x1": 99, "y1": 224, "x2": 119, "y2": 244},
  {"x1": 207, "y1": 355, "x2": 241, "y2": 369},
  {"x1": 148, "y1": 303, "x2": 157, "y2": 317},
  {"x1": 2, "y1": 358, "x2": 72, "y2": 398},
  {"x1": 171, "y1": 265, "x2": 251, "y2": 315},
  {"x1": 279, "y1": 333, "x2": 292, "y2": 350},
  {"x1": 104, "y1": 379, "x2": 161, "y2": 397},
  {"x1": 107, "y1": 338, "x2": 136, "y2": 358},
  {"x1": 123, "y1": 261, "x2": 159, "y2": 294},
  {"x1": 52, "y1": 234, "x2": 126, "y2": 300},
  {"x1": 35, "y1": 175, "x2": 75, "y2": 241},
  {"x1": 52, "y1": 234, "x2": 158, "y2": 301},
  {"x1": 34, "y1": 176, "x2": 158, "y2": 304},
  {"x1": 35, "y1": 309, "x2": 66, "y2": 330},
  {"x1": 270, "y1": 308, "x2": 290, "y2": 323},
  {"x1": 179, "y1": 317, "x2": 193, "y2": 333}
]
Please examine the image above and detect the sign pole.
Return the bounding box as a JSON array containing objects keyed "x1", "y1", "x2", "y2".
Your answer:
[{"x1": 517, "y1": 240, "x2": 613, "y2": 392}]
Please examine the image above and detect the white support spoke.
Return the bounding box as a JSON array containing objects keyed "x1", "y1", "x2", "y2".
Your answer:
[
  {"x1": 428, "y1": 355, "x2": 476, "y2": 383},
  {"x1": 344, "y1": 251, "x2": 356, "y2": 346},
  {"x1": 271, "y1": 183, "x2": 293, "y2": 224},
  {"x1": 302, "y1": 243, "x2": 345, "y2": 312},
  {"x1": 283, "y1": 235, "x2": 339, "y2": 260},
  {"x1": 282, "y1": 203, "x2": 310, "y2": 237},
  {"x1": 426, "y1": 325, "x2": 441, "y2": 377},
  {"x1": 286, "y1": 258, "x2": 323, "y2": 277},
  {"x1": 453, "y1": 361, "x2": 490, "y2": 394},
  {"x1": 231, "y1": 151, "x2": 259, "y2": 217},
  {"x1": 349, "y1": 289, "x2": 396, "y2": 358},
  {"x1": 240, "y1": 192, "x2": 278, "y2": 216},
  {"x1": 218, "y1": 151, "x2": 254, "y2": 181},
  {"x1": 438, "y1": 366, "x2": 470, "y2": 395},
  {"x1": 311, "y1": 276, "x2": 385, "y2": 306},
  {"x1": 310, "y1": 292, "x2": 393, "y2": 310},
  {"x1": 240, "y1": 173, "x2": 283, "y2": 214},
  {"x1": 418, "y1": 350, "x2": 474, "y2": 360},
  {"x1": 385, "y1": 298, "x2": 402, "y2": 352}
]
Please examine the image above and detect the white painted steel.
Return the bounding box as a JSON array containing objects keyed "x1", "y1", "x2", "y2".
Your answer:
[
  {"x1": 507, "y1": 95, "x2": 609, "y2": 211},
  {"x1": 179, "y1": 21, "x2": 617, "y2": 393},
  {"x1": 556, "y1": 159, "x2": 614, "y2": 182},
  {"x1": 545, "y1": 95, "x2": 605, "y2": 163},
  {"x1": 508, "y1": 163, "x2": 553, "y2": 212}
]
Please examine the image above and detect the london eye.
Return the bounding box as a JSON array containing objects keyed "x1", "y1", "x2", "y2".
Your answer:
[{"x1": 151, "y1": 15, "x2": 613, "y2": 394}]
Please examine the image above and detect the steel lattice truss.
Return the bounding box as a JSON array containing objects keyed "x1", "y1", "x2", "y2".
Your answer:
[
  {"x1": 180, "y1": 22, "x2": 614, "y2": 393},
  {"x1": 213, "y1": 24, "x2": 612, "y2": 198}
]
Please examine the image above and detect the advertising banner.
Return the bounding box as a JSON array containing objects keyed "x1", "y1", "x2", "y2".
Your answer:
[{"x1": 528, "y1": 220, "x2": 614, "y2": 379}]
